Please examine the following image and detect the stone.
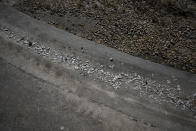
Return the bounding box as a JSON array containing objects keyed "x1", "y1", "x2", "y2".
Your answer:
[
  {"x1": 60, "y1": 126, "x2": 64, "y2": 130},
  {"x1": 109, "y1": 57, "x2": 113, "y2": 62},
  {"x1": 23, "y1": 40, "x2": 29, "y2": 45}
]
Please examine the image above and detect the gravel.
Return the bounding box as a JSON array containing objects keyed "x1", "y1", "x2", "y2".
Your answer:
[{"x1": 13, "y1": 0, "x2": 196, "y2": 73}]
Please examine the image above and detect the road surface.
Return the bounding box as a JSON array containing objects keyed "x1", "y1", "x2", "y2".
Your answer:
[{"x1": 0, "y1": 4, "x2": 196, "y2": 131}]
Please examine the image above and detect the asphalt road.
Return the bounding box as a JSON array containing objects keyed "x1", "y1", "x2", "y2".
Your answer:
[{"x1": 0, "y1": 58, "x2": 107, "y2": 131}]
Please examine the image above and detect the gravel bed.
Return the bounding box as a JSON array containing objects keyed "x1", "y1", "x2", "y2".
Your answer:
[{"x1": 11, "y1": 0, "x2": 196, "y2": 73}]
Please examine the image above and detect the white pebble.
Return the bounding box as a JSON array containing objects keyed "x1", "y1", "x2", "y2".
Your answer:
[
  {"x1": 167, "y1": 80, "x2": 171, "y2": 84},
  {"x1": 109, "y1": 57, "x2": 113, "y2": 62},
  {"x1": 60, "y1": 126, "x2": 64, "y2": 130},
  {"x1": 23, "y1": 40, "x2": 29, "y2": 44}
]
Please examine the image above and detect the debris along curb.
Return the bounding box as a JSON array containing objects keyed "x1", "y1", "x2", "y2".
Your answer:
[
  {"x1": 0, "y1": 37, "x2": 161, "y2": 131},
  {"x1": 0, "y1": 4, "x2": 196, "y2": 131}
]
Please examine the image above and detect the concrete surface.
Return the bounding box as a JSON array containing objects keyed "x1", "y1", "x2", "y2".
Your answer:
[
  {"x1": 0, "y1": 3, "x2": 196, "y2": 131},
  {"x1": 0, "y1": 58, "x2": 106, "y2": 131}
]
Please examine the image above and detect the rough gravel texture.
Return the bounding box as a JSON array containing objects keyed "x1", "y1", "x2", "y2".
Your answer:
[{"x1": 12, "y1": 0, "x2": 196, "y2": 73}]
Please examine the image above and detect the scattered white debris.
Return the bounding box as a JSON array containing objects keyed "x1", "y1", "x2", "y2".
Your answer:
[
  {"x1": 1, "y1": 25, "x2": 196, "y2": 112},
  {"x1": 87, "y1": 67, "x2": 95, "y2": 74},
  {"x1": 112, "y1": 74, "x2": 123, "y2": 82}
]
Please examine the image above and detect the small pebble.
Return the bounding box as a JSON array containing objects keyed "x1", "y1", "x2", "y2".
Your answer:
[
  {"x1": 4, "y1": 28, "x2": 8, "y2": 31},
  {"x1": 8, "y1": 34, "x2": 14, "y2": 38},
  {"x1": 177, "y1": 87, "x2": 181, "y2": 91},
  {"x1": 74, "y1": 66, "x2": 79, "y2": 70},
  {"x1": 167, "y1": 80, "x2": 171, "y2": 84},
  {"x1": 60, "y1": 126, "x2": 64, "y2": 130},
  {"x1": 109, "y1": 57, "x2": 113, "y2": 62},
  {"x1": 177, "y1": 85, "x2": 180, "y2": 88},
  {"x1": 113, "y1": 86, "x2": 119, "y2": 89},
  {"x1": 109, "y1": 65, "x2": 114, "y2": 69},
  {"x1": 23, "y1": 40, "x2": 29, "y2": 44}
]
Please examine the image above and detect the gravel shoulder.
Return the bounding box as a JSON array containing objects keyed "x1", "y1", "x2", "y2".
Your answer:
[{"x1": 9, "y1": 0, "x2": 196, "y2": 73}]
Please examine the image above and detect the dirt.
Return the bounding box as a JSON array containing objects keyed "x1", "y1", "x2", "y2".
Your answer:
[{"x1": 10, "y1": 0, "x2": 196, "y2": 73}]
